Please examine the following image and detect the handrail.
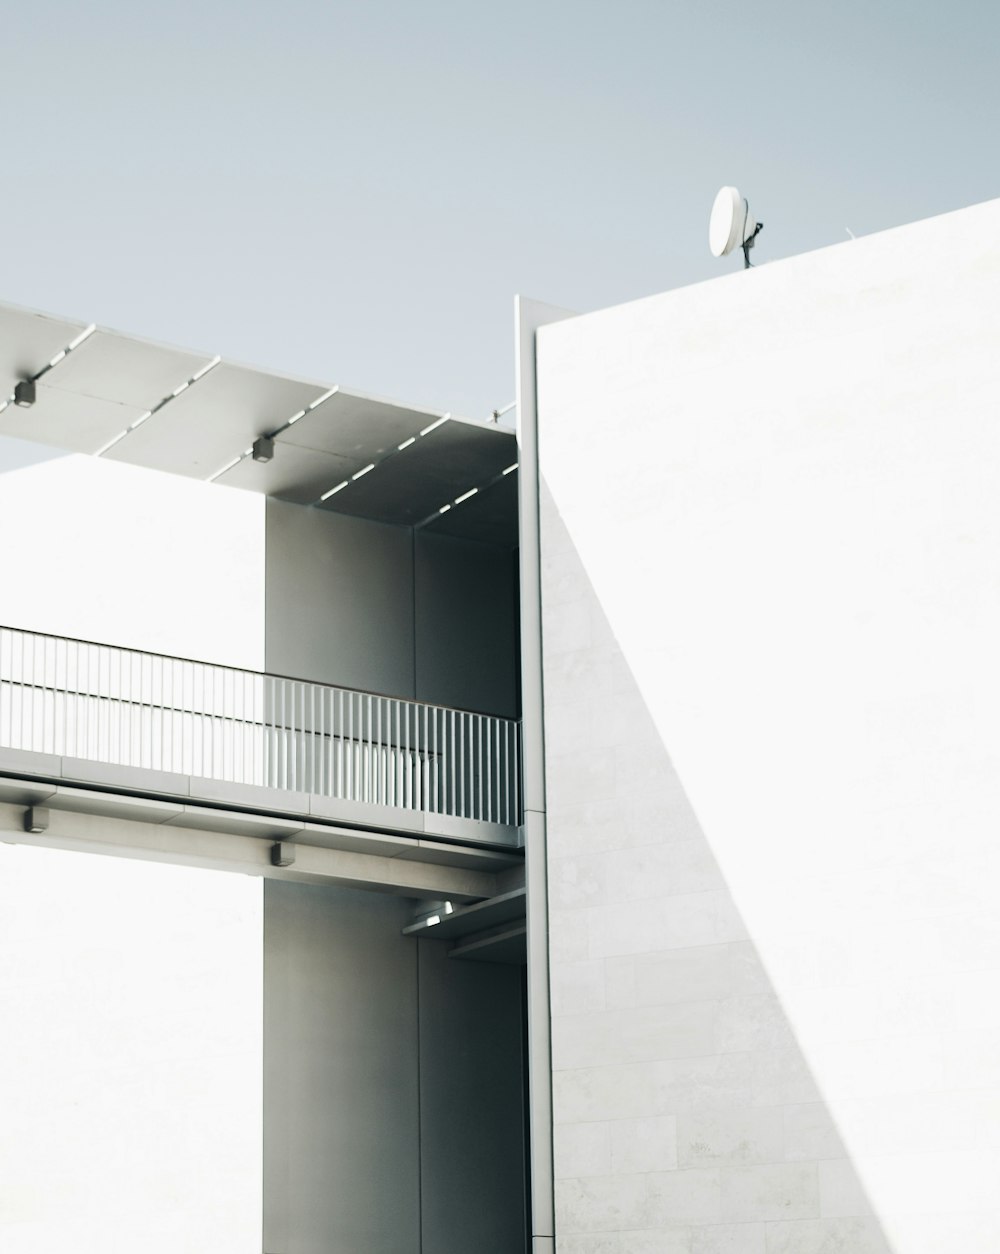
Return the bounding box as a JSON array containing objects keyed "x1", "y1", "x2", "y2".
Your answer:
[
  {"x1": 0, "y1": 625, "x2": 521, "y2": 826},
  {"x1": 0, "y1": 622, "x2": 515, "y2": 720}
]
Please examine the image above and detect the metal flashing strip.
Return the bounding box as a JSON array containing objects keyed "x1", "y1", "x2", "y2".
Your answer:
[{"x1": 514, "y1": 296, "x2": 577, "y2": 1247}]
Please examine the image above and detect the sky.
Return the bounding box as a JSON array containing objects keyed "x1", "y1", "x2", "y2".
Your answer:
[{"x1": 0, "y1": 0, "x2": 998, "y2": 418}]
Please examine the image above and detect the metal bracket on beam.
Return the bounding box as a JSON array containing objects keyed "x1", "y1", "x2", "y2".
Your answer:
[
  {"x1": 270, "y1": 840, "x2": 296, "y2": 868},
  {"x1": 23, "y1": 806, "x2": 50, "y2": 834}
]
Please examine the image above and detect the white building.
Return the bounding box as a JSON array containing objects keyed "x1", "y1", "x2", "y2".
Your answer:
[{"x1": 2, "y1": 195, "x2": 999, "y2": 1254}]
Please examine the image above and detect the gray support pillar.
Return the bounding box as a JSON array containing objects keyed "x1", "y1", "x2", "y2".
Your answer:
[{"x1": 514, "y1": 296, "x2": 575, "y2": 1254}]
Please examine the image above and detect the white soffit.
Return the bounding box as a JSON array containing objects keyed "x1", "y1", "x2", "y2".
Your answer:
[
  {"x1": 317, "y1": 419, "x2": 515, "y2": 526},
  {"x1": 0, "y1": 305, "x2": 88, "y2": 400},
  {"x1": 423, "y1": 468, "x2": 519, "y2": 547},
  {"x1": 105, "y1": 363, "x2": 328, "y2": 478},
  {"x1": 0, "y1": 298, "x2": 519, "y2": 543},
  {"x1": 284, "y1": 391, "x2": 439, "y2": 460},
  {"x1": 2, "y1": 329, "x2": 215, "y2": 455},
  {"x1": 43, "y1": 329, "x2": 212, "y2": 411},
  {"x1": 213, "y1": 388, "x2": 442, "y2": 500},
  {"x1": 217, "y1": 441, "x2": 360, "y2": 505}
]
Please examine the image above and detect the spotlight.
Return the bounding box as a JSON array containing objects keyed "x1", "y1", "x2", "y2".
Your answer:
[
  {"x1": 253, "y1": 436, "x2": 275, "y2": 462},
  {"x1": 14, "y1": 379, "x2": 36, "y2": 408}
]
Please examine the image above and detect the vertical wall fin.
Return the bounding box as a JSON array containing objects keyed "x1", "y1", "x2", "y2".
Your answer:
[{"x1": 515, "y1": 295, "x2": 576, "y2": 1251}]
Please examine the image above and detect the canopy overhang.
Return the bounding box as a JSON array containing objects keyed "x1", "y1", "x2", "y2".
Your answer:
[{"x1": 0, "y1": 301, "x2": 518, "y2": 546}]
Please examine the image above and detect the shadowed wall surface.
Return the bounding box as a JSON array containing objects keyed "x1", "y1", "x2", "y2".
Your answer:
[
  {"x1": 265, "y1": 499, "x2": 519, "y2": 717},
  {"x1": 263, "y1": 881, "x2": 526, "y2": 1254}
]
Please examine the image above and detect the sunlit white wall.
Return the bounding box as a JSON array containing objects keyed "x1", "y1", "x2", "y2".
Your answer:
[
  {"x1": 538, "y1": 198, "x2": 1000, "y2": 1252},
  {"x1": 0, "y1": 443, "x2": 264, "y2": 668},
  {"x1": 0, "y1": 446, "x2": 266, "y2": 1251}
]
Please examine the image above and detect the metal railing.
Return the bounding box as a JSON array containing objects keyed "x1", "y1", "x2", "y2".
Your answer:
[{"x1": 0, "y1": 626, "x2": 521, "y2": 826}]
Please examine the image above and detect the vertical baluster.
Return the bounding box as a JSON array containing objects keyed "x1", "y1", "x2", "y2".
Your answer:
[
  {"x1": 420, "y1": 703, "x2": 427, "y2": 813},
  {"x1": 310, "y1": 683, "x2": 317, "y2": 796},
  {"x1": 515, "y1": 721, "x2": 521, "y2": 824},
  {"x1": 336, "y1": 689, "x2": 344, "y2": 799},
  {"x1": 395, "y1": 701, "x2": 401, "y2": 806},
  {"x1": 211, "y1": 664, "x2": 217, "y2": 780},
  {"x1": 276, "y1": 677, "x2": 284, "y2": 790},
  {"x1": 280, "y1": 675, "x2": 285, "y2": 791},
  {"x1": 447, "y1": 709, "x2": 454, "y2": 816},
  {"x1": 39, "y1": 635, "x2": 47, "y2": 756},
  {"x1": 96, "y1": 641, "x2": 102, "y2": 760},
  {"x1": 21, "y1": 633, "x2": 28, "y2": 752},
  {"x1": 365, "y1": 696, "x2": 370, "y2": 805},
  {"x1": 23, "y1": 630, "x2": 28, "y2": 751},
  {"x1": 174, "y1": 657, "x2": 179, "y2": 778},
  {"x1": 216, "y1": 664, "x2": 222, "y2": 779},
  {"x1": 266, "y1": 674, "x2": 274, "y2": 788},
  {"x1": 500, "y1": 718, "x2": 505, "y2": 825},
  {"x1": 229, "y1": 667, "x2": 235, "y2": 781},
  {"x1": 159, "y1": 655, "x2": 165, "y2": 777},
  {"x1": 39, "y1": 635, "x2": 44, "y2": 755},
  {"x1": 475, "y1": 714, "x2": 481, "y2": 822},
  {"x1": 401, "y1": 700, "x2": 407, "y2": 809},
  {"x1": 65, "y1": 637, "x2": 72, "y2": 758},
  {"x1": 143, "y1": 651, "x2": 149, "y2": 770},
  {"x1": 87, "y1": 640, "x2": 93, "y2": 760},
  {"x1": 370, "y1": 695, "x2": 376, "y2": 806},
  {"x1": 327, "y1": 686, "x2": 334, "y2": 797},
  {"x1": 30, "y1": 632, "x2": 36, "y2": 754},
  {"x1": 167, "y1": 656, "x2": 174, "y2": 775},
  {"x1": 349, "y1": 689, "x2": 356, "y2": 800},
  {"x1": 426, "y1": 707, "x2": 434, "y2": 812},
  {"x1": 1, "y1": 630, "x2": 6, "y2": 749},
  {"x1": 358, "y1": 691, "x2": 364, "y2": 802},
  {"x1": 458, "y1": 709, "x2": 465, "y2": 819},
  {"x1": 293, "y1": 679, "x2": 300, "y2": 793},
  {"x1": 38, "y1": 636, "x2": 44, "y2": 755},
  {"x1": 486, "y1": 718, "x2": 493, "y2": 824},
  {"x1": 212, "y1": 663, "x2": 218, "y2": 780},
  {"x1": 123, "y1": 647, "x2": 130, "y2": 767}
]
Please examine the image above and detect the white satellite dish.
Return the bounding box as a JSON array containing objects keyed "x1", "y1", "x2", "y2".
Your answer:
[{"x1": 709, "y1": 186, "x2": 763, "y2": 267}]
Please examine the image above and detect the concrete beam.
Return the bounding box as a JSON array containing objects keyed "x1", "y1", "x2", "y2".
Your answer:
[{"x1": 0, "y1": 801, "x2": 501, "y2": 902}]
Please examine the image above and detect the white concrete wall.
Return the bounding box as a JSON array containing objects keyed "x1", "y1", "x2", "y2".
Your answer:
[
  {"x1": 536, "y1": 198, "x2": 1000, "y2": 1254},
  {"x1": 0, "y1": 841, "x2": 262, "y2": 1254},
  {"x1": 0, "y1": 446, "x2": 265, "y2": 667},
  {"x1": 0, "y1": 448, "x2": 266, "y2": 1250}
]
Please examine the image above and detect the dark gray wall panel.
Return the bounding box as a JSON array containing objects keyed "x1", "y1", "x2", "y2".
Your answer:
[
  {"x1": 414, "y1": 532, "x2": 519, "y2": 718},
  {"x1": 263, "y1": 881, "x2": 420, "y2": 1254},
  {"x1": 417, "y1": 941, "x2": 527, "y2": 1254},
  {"x1": 265, "y1": 498, "x2": 415, "y2": 697},
  {"x1": 266, "y1": 500, "x2": 519, "y2": 718}
]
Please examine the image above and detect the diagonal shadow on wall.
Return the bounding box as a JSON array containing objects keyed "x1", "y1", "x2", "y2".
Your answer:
[{"x1": 539, "y1": 482, "x2": 895, "y2": 1254}]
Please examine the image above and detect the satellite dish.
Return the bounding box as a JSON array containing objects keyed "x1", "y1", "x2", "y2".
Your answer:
[{"x1": 709, "y1": 186, "x2": 763, "y2": 268}]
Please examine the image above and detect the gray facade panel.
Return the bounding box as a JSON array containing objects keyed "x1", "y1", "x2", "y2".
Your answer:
[
  {"x1": 265, "y1": 497, "x2": 519, "y2": 718},
  {"x1": 414, "y1": 530, "x2": 518, "y2": 718},
  {"x1": 265, "y1": 498, "x2": 415, "y2": 698},
  {"x1": 263, "y1": 881, "x2": 421, "y2": 1254},
  {"x1": 417, "y1": 940, "x2": 527, "y2": 1254}
]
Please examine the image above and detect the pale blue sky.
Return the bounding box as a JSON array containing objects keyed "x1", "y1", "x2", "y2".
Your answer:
[{"x1": 2, "y1": 0, "x2": 997, "y2": 416}]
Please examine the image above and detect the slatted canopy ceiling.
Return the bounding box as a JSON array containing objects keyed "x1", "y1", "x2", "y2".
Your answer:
[{"x1": 0, "y1": 300, "x2": 518, "y2": 545}]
